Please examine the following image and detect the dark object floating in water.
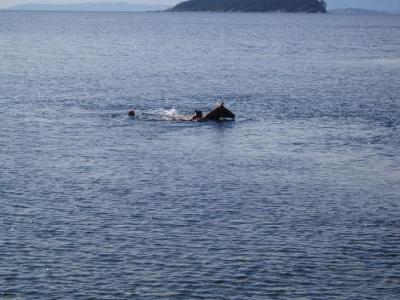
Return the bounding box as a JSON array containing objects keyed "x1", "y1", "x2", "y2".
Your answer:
[
  {"x1": 201, "y1": 102, "x2": 235, "y2": 121},
  {"x1": 128, "y1": 110, "x2": 136, "y2": 117},
  {"x1": 169, "y1": 0, "x2": 327, "y2": 13}
]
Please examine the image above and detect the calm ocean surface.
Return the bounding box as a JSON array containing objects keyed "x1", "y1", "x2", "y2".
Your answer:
[{"x1": 1, "y1": 11, "x2": 400, "y2": 299}]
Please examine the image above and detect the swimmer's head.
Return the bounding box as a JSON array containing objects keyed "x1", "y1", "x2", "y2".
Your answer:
[{"x1": 128, "y1": 110, "x2": 135, "y2": 117}]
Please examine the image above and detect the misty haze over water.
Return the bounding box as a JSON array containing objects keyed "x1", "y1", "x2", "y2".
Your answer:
[{"x1": 1, "y1": 0, "x2": 400, "y2": 12}]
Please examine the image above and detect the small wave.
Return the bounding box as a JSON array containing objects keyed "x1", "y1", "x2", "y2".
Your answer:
[
  {"x1": 100, "y1": 108, "x2": 189, "y2": 121},
  {"x1": 101, "y1": 107, "x2": 190, "y2": 123},
  {"x1": 138, "y1": 108, "x2": 190, "y2": 121},
  {"x1": 146, "y1": 108, "x2": 187, "y2": 120}
]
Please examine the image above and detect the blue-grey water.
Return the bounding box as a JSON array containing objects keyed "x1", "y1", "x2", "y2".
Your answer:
[{"x1": 1, "y1": 11, "x2": 400, "y2": 299}]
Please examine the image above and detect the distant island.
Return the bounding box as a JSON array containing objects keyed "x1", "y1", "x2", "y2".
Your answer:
[
  {"x1": 169, "y1": 0, "x2": 327, "y2": 13},
  {"x1": 4, "y1": 2, "x2": 170, "y2": 12}
]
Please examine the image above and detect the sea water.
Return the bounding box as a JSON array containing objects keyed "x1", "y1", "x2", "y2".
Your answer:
[{"x1": 1, "y1": 11, "x2": 400, "y2": 299}]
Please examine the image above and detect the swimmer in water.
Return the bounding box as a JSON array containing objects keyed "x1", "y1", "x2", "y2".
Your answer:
[{"x1": 191, "y1": 110, "x2": 203, "y2": 121}]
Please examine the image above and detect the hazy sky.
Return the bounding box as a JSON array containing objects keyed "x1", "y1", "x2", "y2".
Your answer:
[
  {"x1": 1, "y1": 0, "x2": 400, "y2": 11},
  {"x1": 0, "y1": 0, "x2": 177, "y2": 9}
]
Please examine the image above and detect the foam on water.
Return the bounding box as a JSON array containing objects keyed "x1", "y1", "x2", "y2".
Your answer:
[{"x1": 148, "y1": 107, "x2": 188, "y2": 120}]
